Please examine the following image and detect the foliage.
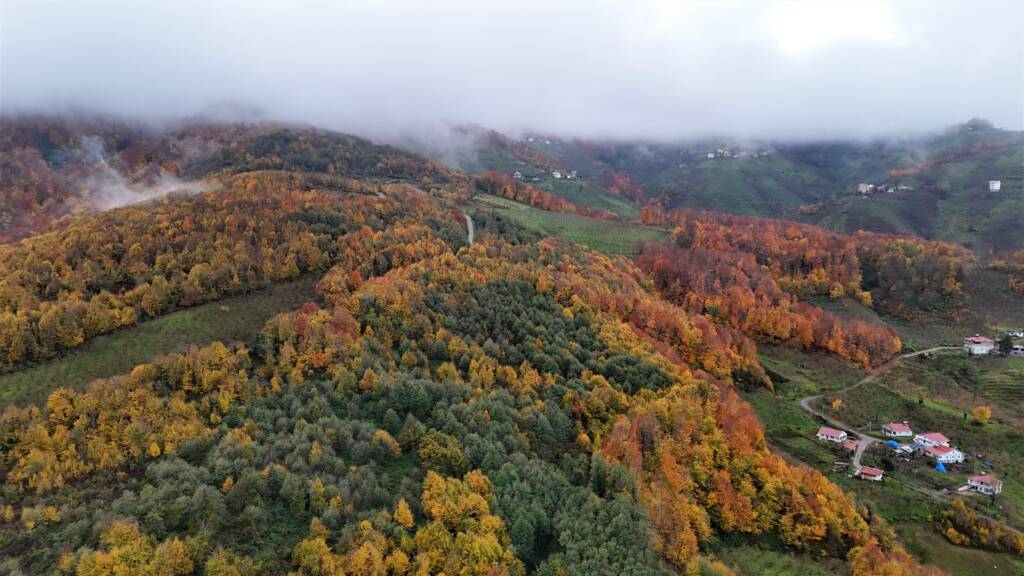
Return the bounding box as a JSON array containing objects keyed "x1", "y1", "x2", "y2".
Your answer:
[{"x1": 935, "y1": 498, "x2": 1024, "y2": 556}]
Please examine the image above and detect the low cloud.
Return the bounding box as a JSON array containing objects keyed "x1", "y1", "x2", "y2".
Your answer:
[
  {"x1": 2, "y1": 0, "x2": 1021, "y2": 142},
  {"x1": 78, "y1": 136, "x2": 213, "y2": 211}
]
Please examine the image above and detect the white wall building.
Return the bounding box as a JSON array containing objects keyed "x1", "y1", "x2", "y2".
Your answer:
[
  {"x1": 968, "y1": 475, "x2": 1003, "y2": 495},
  {"x1": 816, "y1": 426, "x2": 847, "y2": 443},
  {"x1": 914, "y1": 432, "x2": 950, "y2": 448},
  {"x1": 927, "y1": 445, "x2": 965, "y2": 464},
  {"x1": 883, "y1": 422, "x2": 913, "y2": 438},
  {"x1": 964, "y1": 336, "x2": 995, "y2": 355},
  {"x1": 989, "y1": 180, "x2": 1002, "y2": 192}
]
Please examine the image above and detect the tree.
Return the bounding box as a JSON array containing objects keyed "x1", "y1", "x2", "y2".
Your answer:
[
  {"x1": 998, "y1": 334, "x2": 1014, "y2": 355},
  {"x1": 394, "y1": 498, "x2": 414, "y2": 529},
  {"x1": 971, "y1": 405, "x2": 992, "y2": 425}
]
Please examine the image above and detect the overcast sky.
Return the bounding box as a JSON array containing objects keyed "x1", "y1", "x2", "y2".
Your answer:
[{"x1": 2, "y1": 0, "x2": 1022, "y2": 141}]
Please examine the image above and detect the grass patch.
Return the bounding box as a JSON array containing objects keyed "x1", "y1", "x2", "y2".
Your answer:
[
  {"x1": 707, "y1": 537, "x2": 842, "y2": 575},
  {"x1": 0, "y1": 275, "x2": 320, "y2": 406},
  {"x1": 471, "y1": 194, "x2": 669, "y2": 256}
]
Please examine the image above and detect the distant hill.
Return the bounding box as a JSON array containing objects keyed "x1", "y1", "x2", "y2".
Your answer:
[{"x1": 445, "y1": 119, "x2": 1023, "y2": 251}]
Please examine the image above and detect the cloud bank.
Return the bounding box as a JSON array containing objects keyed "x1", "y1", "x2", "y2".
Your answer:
[{"x1": 2, "y1": 0, "x2": 1022, "y2": 141}]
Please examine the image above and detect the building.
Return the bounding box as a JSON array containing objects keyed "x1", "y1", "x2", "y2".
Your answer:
[
  {"x1": 842, "y1": 439, "x2": 858, "y2": 452},
  {"x1": 551, "y1": 171, "x2": 562, "y2": 179},
  {"x1": 512, "y1": 171, "x2": 522, "y2": 180},
  {"x1": 1011, "y1": 345, "x2": 1024, "y2": 358},
  {"x1": 989, "y1": 180, "x2": 1002, "y2": 192},
  {"x1": 707, "y1": 152, "x2": 715, "y2": 159},
  {"x1": 914, "y1": 432, "x2": 950, "y2": 448},
  {"x1": 858, "y1": 466, "x2": 884, "y2": 481},
  {"x1": 926, "y1": 445, "x2": 965, "y2": 464},
  {"x1": 567, "y1": 170, "x2": 577, "y2": 179},
  {"x1": 968, "y1": 475, "x2": 1003, "y2": 495},
  {"x1": 816, "y1": 426, "x2": 848, "y2": 443},
  {"x1": 857, "y1": 183, "x2": 875, "y2": 194},
  {"x1": 883, "y1": 422, "x2": 913, "y2": 438},
  {"x1": 964, "y1": 336, "x2": 995, "y2": 355}
]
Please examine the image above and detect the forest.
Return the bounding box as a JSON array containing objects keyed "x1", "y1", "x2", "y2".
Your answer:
[{"x1": 0, "y1": 119, "x2": 999, "y2": 576}]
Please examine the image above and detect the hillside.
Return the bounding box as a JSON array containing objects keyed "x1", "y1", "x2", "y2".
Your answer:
[
  {"x1": 446, "y1": 120, "x2": 1024, "y2": 251},
  {"x1": 4, "y1": 118, "x2": 1024, "y2": 576},
  {"x1": 0, "y1": 116, "x2": 458, "y2": 243}
]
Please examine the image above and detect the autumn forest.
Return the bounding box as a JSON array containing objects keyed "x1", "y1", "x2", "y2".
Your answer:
[{"x1": 0, "y1": 116, "x2": 1019, "y2": 576}]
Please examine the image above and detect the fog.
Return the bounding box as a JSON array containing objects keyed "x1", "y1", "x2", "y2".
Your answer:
[{"x1": 2, "y1": 0, "x2": 1022, "y2": 142}]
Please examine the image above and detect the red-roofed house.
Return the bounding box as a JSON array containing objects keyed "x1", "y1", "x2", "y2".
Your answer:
[
  {"x1": 883, "y1": 422, "x2": 913, "y2": 438},
  {"x1": 964, "y1": 336, "x2": 995, "y2": 355},
  {"x1": 968, "y1": 475, "x2": 1003, "y2": 495},
  {"x1": 816, "y1": 426, "x2": 847, "y2": 443},
  {"x1": 914, "y1": 432, "x2": 950, "y2": 448},
  {"x1": 926, "y1": 445, "x2": 965, "y2": 464},
  {"x1": 858, "y1": 466, "x2": 884, "y2": 481},
  {"x1": 842, "y1": 440, "x2": 858, "y2": 452}
]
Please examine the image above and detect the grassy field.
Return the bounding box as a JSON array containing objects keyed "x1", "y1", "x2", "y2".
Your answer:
[
  {"x1": 0, "y1": 275, "x2": 320, "y2": 406},
  {"x1": 471, "y1": 194, "x2": 669, "y2": 256},
  {"x1": 708, "y1": 537, "x2": 843, "y2": 575}
]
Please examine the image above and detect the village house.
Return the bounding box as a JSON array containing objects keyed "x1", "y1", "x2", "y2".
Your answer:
[
  {"x1": 914, "y1": 432, "x2": 950, "y2": 448},
  {"x1": 968, "y1": 475, "x2": 1003, "y2": 495},
  {"x1": 816, "y1": 426, "x2": 848, "y2": 443},
  {"x1": 964, "y1": 335, "x2": 995, "y2": 355},
  {"x1": 883, "y1": 422, "x2": 913, "y2": 438},
  {"x1": 989, "y1": 180, "x2": 1001, "y2": 192},
  {"x1": 551, "y1": 171, "x2": 562, "y2": 179},
  {"x1": 1011, "y1": 345, "x2": 1024, "y2": 358},
  {"x1": 707, "y1": 152, "x2": 715, "y2": 159},
  {"x1": 857, "y1": 183, "x2": 875, "y2": 194},
  {"x1": 842, "y1": 439, "x2": 858, "y2": 452},
  {"x1": 926, "y1": 445, "x2": 965, "y2": 464},
  {"x1": 858, "y1": 466, "x2": 884, "y2": 481},
  {"x1": 512, "y1": 171, "x2": 522, "y2": 180}
]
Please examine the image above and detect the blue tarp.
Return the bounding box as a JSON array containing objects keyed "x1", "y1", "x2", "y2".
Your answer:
[
  {"x1": 886, "y1": 440, "x2": 900, "y2": 448},
  {"x1": 936, "y1": 463, "x2": 947, "y2": 473}
]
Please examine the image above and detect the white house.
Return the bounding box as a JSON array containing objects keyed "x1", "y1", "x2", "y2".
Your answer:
[
  {"x1": 816, "y1": 426, "x2": 848, "y2": 443},
  {"x1": 883, "y1": 422, "x2": 913, "y2": 438},
  {"x1": 512, "y1": 171, "x2": 523, "y2": 180},
  {"x1": 707, "y1": 152, "x2": 716, "y2": 159},
  {"x1": 914, "y1": 432, "x2": 950, "y2": 448},
  {"x1": 989, "y1": 180, "x2": 1002, "y2": 192},
  {"x1": 927, "y1": 445, "x2": 965, "y2": 464},
  {"x1": 1011, "y1": 345, "x2": 1024, "y2": 358},
  {"x1": 964, "y1": 336, "x2": 995, "y2": 355},
  {"x1": 968, "y1": 475, "x2": 1003, "y2": 495},
  {"x1": 552, "y1": 171, "x2": 562, "y2": 179},
  {"x1": 857, "y1": 183, "x2": 875, "y2": 194},
  {"x1": 858, "y1": 466, "x2": 884, "y2": 481}
]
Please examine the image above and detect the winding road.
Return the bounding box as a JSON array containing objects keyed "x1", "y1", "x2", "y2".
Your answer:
[
  {"x1": 464, "y1": 214, "x2": 475, "y2": 245},
  {"x1": 799, "y1": 346, "x2": 958, "y2": 469}
]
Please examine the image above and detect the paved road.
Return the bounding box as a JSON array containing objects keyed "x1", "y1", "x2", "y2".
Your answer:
[
  {"x1": 799, "y1": 346, "x2": 959, "y2": 469},
  {"x1": 464, "y1": 214, "x2": 475, "y2": 245}
]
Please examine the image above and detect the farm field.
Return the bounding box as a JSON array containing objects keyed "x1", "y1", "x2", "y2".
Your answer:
[{"x1": 471, "y1": 194, "x2": 669, "y2": 255}]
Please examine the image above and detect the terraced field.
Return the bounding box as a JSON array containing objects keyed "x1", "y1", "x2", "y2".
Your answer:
[{"x1": 980, "y1": 358, "x2": 1024, "y2": 407}]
